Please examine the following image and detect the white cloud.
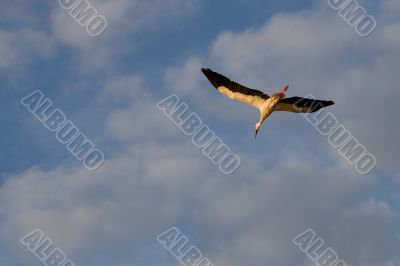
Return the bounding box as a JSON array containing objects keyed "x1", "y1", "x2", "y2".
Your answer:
[
  {"x1": 51, "y1": 0, "x2": 199, "y2": 48},
  {"x1": 48, "y1": 0, "x2": 200, "y2": 74},
  {"x1": 98, "y1": 74, "x2": 188, "y2": 143},
  {"x1": 3, "y1": 144, "x2": 398, "y2": 266},
  {"x1": 0, "y1": 146, "x2": 205, "y2": 265}
]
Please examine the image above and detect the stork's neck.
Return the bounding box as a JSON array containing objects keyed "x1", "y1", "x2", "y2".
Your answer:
[{"x1": 255, "y1": 86, "x2": 289, "y2": 138}]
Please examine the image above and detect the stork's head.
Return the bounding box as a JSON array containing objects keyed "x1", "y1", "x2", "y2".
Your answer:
[{"x1": 254, "y1": 122, "x2": 261, "y2": 139}]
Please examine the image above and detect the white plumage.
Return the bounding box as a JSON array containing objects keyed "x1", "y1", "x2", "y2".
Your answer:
[{"x1": 201, "y1": 68, "x2": 335, "y2": 138}]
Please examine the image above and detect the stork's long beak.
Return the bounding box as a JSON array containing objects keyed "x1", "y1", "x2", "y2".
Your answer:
[{"x1": 254, "y1": 129, "x2": 259, "y2": 139}]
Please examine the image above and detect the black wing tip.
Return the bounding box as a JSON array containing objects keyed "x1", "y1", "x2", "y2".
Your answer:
[
  {"x1": 201, "y1": 67, "x2": 212, "y2": 78},
  {"x1": 201, "y1": 68, "x2": 223, "y2": 90},
  {"x1": 311, "y1": 100, "x2": 335, "y2": 112},
  {"x1": 201, "y1": 67, "x2": 212, "y2": 73}
]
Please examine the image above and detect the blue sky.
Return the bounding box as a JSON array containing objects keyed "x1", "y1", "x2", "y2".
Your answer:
[{"x1": 1, "y1": 0, "x2": 400, "y2": 266}]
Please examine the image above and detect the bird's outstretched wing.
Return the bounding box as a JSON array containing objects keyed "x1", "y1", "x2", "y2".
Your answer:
[
  {"x1": 201, "y1": 68, "x2": 269, "y2": 111},
  {"x1": 275, "y1": 97, "x2": 334, "y2": 113}
]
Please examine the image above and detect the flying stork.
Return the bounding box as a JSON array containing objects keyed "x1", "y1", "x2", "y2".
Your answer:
[{"x1": 201, "y1": 68, "x2": 335, "y2": 138}]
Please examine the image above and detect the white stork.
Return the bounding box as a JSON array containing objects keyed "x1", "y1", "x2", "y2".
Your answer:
[{"x1": 201, "y1": 68, "x2": 335, "y2": 138}]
